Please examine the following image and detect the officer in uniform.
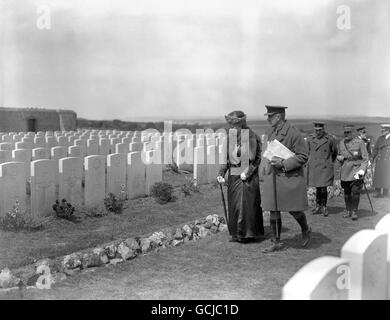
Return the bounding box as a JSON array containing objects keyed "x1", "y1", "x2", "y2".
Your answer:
[
  {"x1": 356, "y1": 126, "x2": 372, "y2": 157},
  {"x1": 336, "y1": 125, "x2": 369, "y2": 220},
  {"x1": 372, "y1": 124, "x2": 390, "y2": 197},
  {"x1": 306, "y1": 122, "x2": 338, "y2": 216},
  {"x1": 260, "y1": 106, "x2": 311, "y2": 253}
]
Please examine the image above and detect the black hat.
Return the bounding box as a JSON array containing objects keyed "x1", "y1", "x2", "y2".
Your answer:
[
  {"x1": 356, "y1": 126, "x2": 366, "y2": 131},
  {"x1": 343, "y1": 124, "x2": 354, "y2": 132},
  {"x1": 264, "y1": 105, "x2": 288, "y2": 116},
  {"x1": 313, "y1": 122, "x2": 325, "y2": 128}
]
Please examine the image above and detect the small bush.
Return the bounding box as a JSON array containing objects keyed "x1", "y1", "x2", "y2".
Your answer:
[
  {"x1": 104, "y1": 193, "x2": 126, "y2": 214},
  {"x1": 181, "y1": 177, "x2": 200, "y2": 197},
  {"x1": 52, "y1": 199, "x2": 75, "y2": 220},
  {"x1": 0, "y1": 200, "x2": 45, "y2": 232},
  {"x1": 76, "y1": 204, "x2": 108, "y2": 218},
  {"x1": 151, "y1": 182, "x2": 176, "y2": 204}
]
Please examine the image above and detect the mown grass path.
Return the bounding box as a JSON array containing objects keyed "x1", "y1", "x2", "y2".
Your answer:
[{"x1": 1, "y1": 195, "x2": 389, "y2": 300}]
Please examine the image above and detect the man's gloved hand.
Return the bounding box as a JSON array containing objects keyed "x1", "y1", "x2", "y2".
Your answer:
[
  {"x1": 240, "y1": 172, "x2": 247, "y2": 181},
  {"x1": 337, "y1": 155, "x2": 344, "y2": 162},
  {"x1": 216, "y1": 176, "x2": 225, "y2": 184},
  {"x1": 270, "y1": 157, "x2": 284, "y2": 169},
  {"x1": 354, "y1": 169, "x2": 365, "y2": 180}
]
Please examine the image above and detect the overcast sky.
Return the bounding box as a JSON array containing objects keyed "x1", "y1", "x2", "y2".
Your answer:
[{"x1": 1, "y1": 0, "x2": 389, "y2": 120}]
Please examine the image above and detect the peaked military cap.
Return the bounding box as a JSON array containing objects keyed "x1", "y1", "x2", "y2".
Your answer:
[
  {"x1": 264, "y1": 105, "x2": 288, "y2": 116},
  {"x1": 356, "y1": 126, "x2": 366, "y2": 131},
  {"x1": 313, "y1": 122, "x2": 325, "y2": 128},
  {"x1": 381, "y1": 124, "x2": 390, "y2": 128},
  {"x1": 343, "y1": 124, "x2": 354, "y2": 132}
]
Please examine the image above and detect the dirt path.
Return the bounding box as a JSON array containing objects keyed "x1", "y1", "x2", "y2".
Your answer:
[{"x1": 1, "y1": 196, "x2": 389, "y2": 300}]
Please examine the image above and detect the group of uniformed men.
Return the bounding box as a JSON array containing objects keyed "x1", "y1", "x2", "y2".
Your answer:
[
  {"x1": 306, "y1": 121, "x2": 390, "y2": 220},
  {"x1": 217, "y1": 105, "x2": 390, "y2": 253}
]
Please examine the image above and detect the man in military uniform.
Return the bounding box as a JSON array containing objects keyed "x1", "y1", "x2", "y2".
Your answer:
[
  {"x1": 336, "y1": 125, "x2": 369, "y2": 221},
  {"x1": 356, "y1": 126, "x2": 372, "y2": 157},
  {"x1": 260, "y1": 106, "x2": 311, "y2": 253},
  {"x1": 372, "y1": 124, "x2": 390, "y2": 197},
  {"x1": 306, "y1": 122, "x2": 338, "y2": 216}
]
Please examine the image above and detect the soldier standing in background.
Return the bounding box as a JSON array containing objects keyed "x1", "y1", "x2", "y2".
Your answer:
[
  {"x1": 372, "y1": 124, "x2": 390, "y2": 197},
  {"x1": 356, "y1": 126, "x2": 372, "y2": 157},
  {"x1": 306, "y1": 122, "x2": 338, "y2": 216},
  {"x1": 336, "y1": 125, "x2": 369, "y2": 221}
]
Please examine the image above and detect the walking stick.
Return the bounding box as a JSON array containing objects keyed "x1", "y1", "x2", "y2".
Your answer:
[
  {"x1": 219, "y1": 183, "x2": 230, "y2": 231},
  {"x1": 272, "y1": 168, "x2": 279, "y2": 240},
  {"x1": 362, "y1": 179, "x2": 374, "y2": 213}
]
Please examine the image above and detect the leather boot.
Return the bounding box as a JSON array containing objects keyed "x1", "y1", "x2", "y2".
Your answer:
[
  {"x1": 351, "y1": 210, "x2": 358, "y2": 221},
  {"x1": 294, "y1": 214, "x2": 311, "y2": 248},
  {"x1": 263, "y1": 219, "x2": 283, "y2": 253},
  {"x1": 343, "y1": 194, "x2": 352, "y2": 218}
]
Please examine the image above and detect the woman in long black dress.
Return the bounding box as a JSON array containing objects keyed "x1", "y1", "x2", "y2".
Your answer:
[{"x1": 216, "y1": 110, "x2": 264, "y2": 242}]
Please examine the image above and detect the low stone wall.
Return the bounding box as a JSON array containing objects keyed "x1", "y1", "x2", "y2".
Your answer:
[{"x1": 0, "y1": 214, "x2": 227, "y2": 290}]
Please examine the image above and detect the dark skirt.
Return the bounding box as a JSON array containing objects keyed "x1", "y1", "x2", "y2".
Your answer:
[{"x1": 227, "y1": 174, "x2": 264, "y2": 240}]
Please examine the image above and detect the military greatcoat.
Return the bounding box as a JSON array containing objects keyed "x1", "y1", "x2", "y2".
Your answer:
[
  {"x1": 260, "y1": 121, "x2": 309, "y2": 212},
  {"x1": 306, "y1": 133, "x2": 338, "y2": 187},
  {"x1": 337, "y1": 137, "x2": 369, "y2": 181},
  {"x1": 372, "y1": 134, "x2": 390, "y2": 188}
]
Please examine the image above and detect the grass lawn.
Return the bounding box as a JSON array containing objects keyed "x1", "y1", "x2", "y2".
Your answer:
[
  {"x1": 1, "y1": 194, "x2": 389, "y2": 300},
  {"x1": 0, "y1": 170, "x2": 221, "y2": 270}
]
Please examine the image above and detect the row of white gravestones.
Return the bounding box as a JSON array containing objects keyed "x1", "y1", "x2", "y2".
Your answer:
[
  {"x1": 0, "y1": 151, "x2": 163, "y2": 217},
  {"x1": 282, "y1": 213, "x2": 390, "y2": 300}
]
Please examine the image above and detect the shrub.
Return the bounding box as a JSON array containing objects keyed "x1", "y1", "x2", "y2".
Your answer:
[
  {"x1": 104, "y1": 193, "x2": 126, "y2": 214},
  {"x1": 76, "y1": 204, "x2": 108, "y2": 218},
  {"x1": 181, "y1": 177, "x2": 200, "y2": 197},
  {"x1": 151, "y1": 182, "x2": 176, "y2": 204},
  {"x1": 52, "y1": 199, "x2": 75, "y2": 220},
  {"x1": 0, "y1": 200, "x2": 45, "y2": 232}
]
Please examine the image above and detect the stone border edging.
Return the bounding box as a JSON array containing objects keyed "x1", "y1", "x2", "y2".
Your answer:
[{"x1": 0, "y1": 214, "x2": 228, "y2": 290}]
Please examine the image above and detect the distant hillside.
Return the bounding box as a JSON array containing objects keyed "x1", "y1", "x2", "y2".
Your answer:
[{"x1": 77, "y1": 117, "x2": 387, "y2": 141}]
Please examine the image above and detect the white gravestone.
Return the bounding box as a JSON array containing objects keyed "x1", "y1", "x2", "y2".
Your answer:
[
  {"x1": 144, "y1": 150, "x2": 163, "y2": 194},
  {"x1": 129, "y1": 142, "x2": 144, "y2": 152},
  {"x1": 0, "y1": 143, "x2": 13, "y2": 151},
  {"x1": 74, "y1": 139, "x2": 87, "y2": 157},
  {"x1": 68, "y1": 146, "x2": 82, "y2": 158},
  {"x1": 15, "y1": 141, "x2": 28, "y2": 149},
  {"x1": 68, "y1": 136, "x2": 77, "y2": 146},
  {"x1": 0, "y1": 162, "x2": 27, "y2": 217},
  {"x1": 22, "y1": 137, "x2": 34, "y2": 149},
  {"x1": 12, "y1": 148, "x2": 32, "y2": 178},
  {"x1": 194, "y1": 146, "x2": 208, "y2": 185},
  {"x1": 45, "y1": 136, "x2": 57, "y2": 149},
  {"x1": 32, "y1": 147, "x2": 50, "y2": 160},
  {"x1": 127, "y1": 152, "x2": 146, "y2": 199},
  {"x1": 34, "y1": 136, "x2": 46, "y2": 148},
  {"x1": 107, "y1": 153, "x2": 127, "y2": 197},
  {"x1": 282, "y1": 256, "x2": 350, "y2": 300},
  {"x1": 57, "y1": 136, "x2": 68, "y2": 147},
  {"x1": 59, "y1": 157, "x2": 83, "y2": 205},
  {"x1": 87, "y1": 139, "x2": 99, "y2": 156},
  {"x1": 375, "y1": 214, "x2": 390, "y2": 299},
  {"x1": 341, "y1": 229, "x2": 388, "y2": 300},
  {"x1": 0, "y1": 150, "x2": 12, "y2": 164},
  {"x1": 115, "y1": 143, "x2": 129, "y2": 155},
  {"x1": 110, "y1": 138, "x2": 121, "y2": 153},
  {"x1": 51, "y1": 146, "x2": 68, "y2": 160},
  {"x1": 206, "y1": 145, "x2": 220, "y2": 183},
  {"x1": 99, "y1": 138, "x2": 110, "y2": 156},
  {"x1": 31, "y1": 159, "x2": 57, "y2": 216},
  {"x1": 84, "y1": 155, "x2": 106, "y2": 207}
]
